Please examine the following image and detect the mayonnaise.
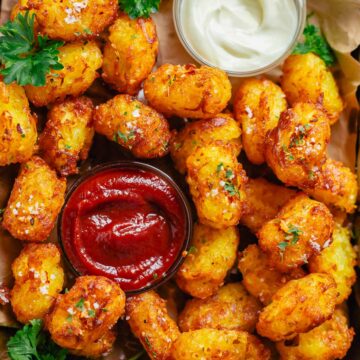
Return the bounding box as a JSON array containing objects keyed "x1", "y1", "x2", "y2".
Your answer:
[{"x1": 180, "y1": 0, "x2": 299, "y2": 73}]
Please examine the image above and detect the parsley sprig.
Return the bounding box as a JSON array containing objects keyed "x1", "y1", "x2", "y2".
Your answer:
[
  {"x1": 293, "y1": 23, "x2": 336, "y2": 67},
  {"x1": 0, "y1": 12, "x2": 64, "y2": 86},
  {"x1": 278, "y1": 224, "x2": 303, "y2": 253},
  {"x1": 119, "y1": 0, "x2": 161, "y2": 18},
  {"x1": 7, "y1": 319, "x2": 67, "y2": 360}
]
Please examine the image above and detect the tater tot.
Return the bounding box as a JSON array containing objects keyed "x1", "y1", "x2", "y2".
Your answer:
[
  {"x1": 258, "y1": 194, "x2": 334, "y2": 272},
  {"x1": 178, "y1": 282, "x2": 261, "y2": 333},
  {"x1": 256, "y1": 273, "x2": 337, "y2": 341},
  {"x1": 302, "y1": 158, "x2": 358, "y2": 213},
  {"x1": 93, "y1": 94, "x2": 171, "y2": 158},
  {"x1": 265, "y1": 102, "x2": 330, "y2": 188},
  {"x1": 27, "y1": 0, "x2": 118, "y2": 41},
  {"x1": 126, "y1": 290, "x2": 180, "y2": 360},
  {"x1": 176, "y1": 223, "x2": 239, "y2": 299},
  {"x1": 170, "y1": 113, "x2": 241, "y2": 174},
  {"x1": 238, "y1": 245, "x2": 306, "y2": 305},
  {"x1": 102, "y1": 14, "x2": 158, "y2": 95},
  {"x1": 169, "y1": 329, "x2": 270, "y2": 360},
  {"x1": 46, "y1": 276, "x2": 125, "y2": 357},
  {"x1": 240, "y1": 178, "x2": 297, "y2": 233},
  {"x1": 186, "y1": 144, "x2": 247, "y2": 229},
  {"x1": 282, "y1": 53, "x2": 344, "y2": 125},
  {"x1": 234, "y1": 77, "x2": 287, "y2": 165},
  {"x1": 2, "y1": 156, "x2": 66, "y2": 242},
  {"x1": 276, "y1": 307, "x2": 354, "y2": 360},
  {"x1": 25, "y1": 41, "x2": 102, "y2": 107},
  {"x1": 39, "y1": 97, "x2": 94, "y2": 176},
  {"x1": 309, "y1": 225, "x2": 357, "y2": 304},
  {"x1": 0, "y1": 80, "x2": 37, "y2": 166},
  {"x1": 11, "y1": 243, "x2": 64, "y2": 324},
  {"x1": 144, "y1": 64, "x2": 232, "y2": 119}
]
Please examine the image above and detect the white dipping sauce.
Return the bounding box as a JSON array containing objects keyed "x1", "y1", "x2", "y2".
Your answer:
[{"x1": 180, "y1": 0, "x2": 299, "y2": 72}]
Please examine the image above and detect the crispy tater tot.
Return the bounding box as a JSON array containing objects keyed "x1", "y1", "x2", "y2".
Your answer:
[
  {"x1": 93, "y1": 94, "x2": 171, "y2": 158},
  {"x1": 46, "y1": 276, "x2": 125, "y2": 357},
  {"x1": 176, "y1": 223, "x2": 239, "y2": 299},
  {"x1": 302, "y1": 158, "x2": 358, "y2": 213},
  {"x1": 144, "y1": 64, "x2": 232, "y2": 119},
  {"x1": 11, "y1": 243, "x2": 64, "y2": 324},
  {"x1": 258, "y1": 194, "x2": 334, "y2": 272},
  {"x1": 276, "y1": 307, "x2": 354, "y2": 360},
  {"x1": 102, "y1": 14, "x2": 158, "y2": 95},
  {"x1": 2, "y1": 156, "x2": 66, "y2": 242},
  {"x1": 282, "y1": 53, "x2": 344, "y2": 125},
  {"x1": 234, "y1": 77, "x2": 287, "y2": 165},
  {"x1": 265, "y1": 102, "x2": 330, "y2": 188},
  {"x1": 126, "y1": 290, "x2": 180, "y2": 360},
  {"x1": 240, "y1": 178, "x2": 297, "y2": 233},
  {"x1": 27, "y1": 0, "x2": 118, "y2": 41},
  {"x1": 170, "y1": 113, "x2": 241, "y2": 174},
  {"x1": 25, "y1": 41, "x2": 102, "y2": 107},
  {"x1": 186, "y1": 144, "x2": 247, "y2": 229},
  {"x1": 178, "y1": 282, "x2": 261, "y2": 333},
  {"x1": 309, "y1": 225, "x2": 357, "y2": 304},
  {"x1": 39, "y1": 97, "x2": 94, "y2": 176},
  {"x1": 71, "y1": 330, "x2": 116, "y2": 358},
  {"x1": 169, "y1": 329, "x2": 271, "y2": 360},
  {"x1": 0, "y1": 80, "x2": 37, "y2": 166},
  {"x1": 238, "y1": 245, "x2": 306, "y2": 305},
  {"x1": 256, "y1": 273, "x2": 337, "y2": 342}
]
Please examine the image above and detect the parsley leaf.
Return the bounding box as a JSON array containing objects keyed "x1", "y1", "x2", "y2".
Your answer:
[
  {"x1": 224, "y1": 182, "x2": 239, "y2": 197},
  {"x1": 7, "y1": 319, "x2": 67, "y2": 360},
  {"x1": 0, "y1": 12, "x2": 64, "y2": 86},
  {"x1": 278, "y1": 224, "x2": 303, "y2": 254},
  {"x1": 293, "y1": 23, "x2": 335, "y2": 66},
  {"x1": 75, "y1": 298, "x2": 85, "y2": 310},
  {"x1": 119, "y1": 0, "x2": 161, "y2": 18}
]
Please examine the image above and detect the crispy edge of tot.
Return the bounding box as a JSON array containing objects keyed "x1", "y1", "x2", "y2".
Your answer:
[
  {"x1": 0, "y1": 80, "x2": 38, "y2": 166},
  {"x1": 281, "y1": 53, "x2": 344, "y2": 125},
  {"x1": 2, "y1": 156, "x2": 66, "y2": 242},
  {"x1": 169, "y1": 329, "x2": 271, "y2": 360},
  {"x1": 256, "y1": 273, "x2": 338, "y2": 342},
  {"x1": 233, "y1": 77, "x2": 287, "y2": 165},
  {"x1": 238, "y1": 244, "x2": 306, "y2": 305},
  {"x1": 264, "y1": 102, "x2": 330, "y2": 188},
  {"x1": 240, "y1": 178, "x2": 297, "y2": 233},
  {"x1": 302, "y1": 158, "x2": 358, "y2": 214},
  {"x1": 170, "y1": 113, "x2": 242, "y2": 174},
  {"x1": 46, "y1": 276, "x2": 125, "y2": 355},
  {"x1": 39, "y1": 96, "x2": 94, "y2": 176},
  {"x1": 176, "y1": 224, "x2": 240, "y2": 299},
  {"x1": 258, "y1": 193, "x2": 334, "y2": 272},
  {"x1": 276, "y1": 307, "x2": 354, "y2": 360},
  {"x1": 126, "y1": 290, "x2": 180, "y2": 360},
  {"x1": 10, "y1": 243, "x2": 64, "y2": 324},
  {"x1": 309, "y1": 225, "x2": 357, "y2": 304},
  {"x1": 178, "y1": 282, "x2": 262, "y2": 333}
]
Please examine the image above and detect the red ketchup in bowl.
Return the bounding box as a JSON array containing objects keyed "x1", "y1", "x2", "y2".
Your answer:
[{"x1": 60, "y1": 163, "x2": 191, "y2": 293}]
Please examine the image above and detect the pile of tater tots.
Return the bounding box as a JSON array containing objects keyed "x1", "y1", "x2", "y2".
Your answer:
[{"x1": 0, "y1": 0, "x2": 358, "y2": 359}]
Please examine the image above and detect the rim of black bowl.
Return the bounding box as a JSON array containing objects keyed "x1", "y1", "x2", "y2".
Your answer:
[{"x1": 57, "y1": 160, "x2": 193, "y2": 295}]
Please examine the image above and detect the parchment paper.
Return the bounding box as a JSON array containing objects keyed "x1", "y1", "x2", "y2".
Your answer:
[{"x1": 0, "y1": 0, "x2": 360, "y2": 359}]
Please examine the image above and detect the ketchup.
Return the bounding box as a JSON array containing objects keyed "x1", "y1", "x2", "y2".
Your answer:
[{"x1": 61, "y1": 166, "x2": 188, "y2": 292}]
